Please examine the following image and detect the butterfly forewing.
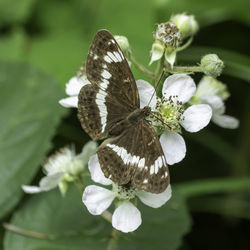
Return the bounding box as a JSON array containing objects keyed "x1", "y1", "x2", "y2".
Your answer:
[
  {"x1": 78, "y1": 30, "x2": 140, "y2": 140},
  {"x1": 97, "y1": 120, "x2": 169, "y2": 193}
]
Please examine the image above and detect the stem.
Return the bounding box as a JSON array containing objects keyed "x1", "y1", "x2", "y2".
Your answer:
[
  {"x1": 175, "y1": 177, "x2": 250, "y2": 198},
  {"x1": 3, "y1": 223, "x2": 54, "y2": 240},
  {"x1": 153, "y1": 55, "x2": 165, "y2": 87},
  {"x1": 107, "y1": 228, "x2": 120, "y2": 250},
  {"x1": 129, "y1": 54, "x2": 154, "y2": 79},
  {"x1": 167, "y1": 65, "x2": 202, "y2": 74},
  {"x1": 102, "y1": 210, "x2": 112, "y2": 223},
  {"x1": 176, "y1": 37, "x2": 193, "y2": 52}
]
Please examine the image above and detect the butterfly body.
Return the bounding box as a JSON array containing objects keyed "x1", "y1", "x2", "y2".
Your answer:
[{"x1": 78, "y1": 30, "x2": 170, "y2": 193}]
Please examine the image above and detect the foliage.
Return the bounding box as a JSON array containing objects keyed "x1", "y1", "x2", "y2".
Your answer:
[{"x1": 0, "y1": 0, "x2": 249, "y2": 249}]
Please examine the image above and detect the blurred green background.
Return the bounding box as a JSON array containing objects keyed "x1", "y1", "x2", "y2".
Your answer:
[{"x1": 0, "y1": 0, "x2": 250, "y2": 249}]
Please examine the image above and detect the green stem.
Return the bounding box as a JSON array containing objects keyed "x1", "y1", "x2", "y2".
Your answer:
[
  {"x1": 129, "y1": 54, "x2": 154, "y2": 79},
  {"x1": 153, "y1": 55, "x2": 165, "y2": 87},
  {"x1": 107, "y1": 228, "x2": 120, "y2": 250},
  {"x1": 102, "y1": 210, "x2": 112, "y2": 223},
  {"x1": 176, "y1": 37, "x2": 193, "y2": 52},
  {"x1": 3, "y1": 223, "x2": 54, "y2": 240},
  {"x1": 175, "y1": 177, "x2": 250, "y2": 198},
  {"x1": 167, "y1": 65, "x2": 202, "y2": 74}
]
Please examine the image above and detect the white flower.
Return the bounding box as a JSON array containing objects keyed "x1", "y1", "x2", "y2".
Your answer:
[
  {"x1": 137, "y1": 74, "x2": 212, "y2": 165},
  {"x1": 192, "y1": 76, "x2": 239, "y2": 129},
  {"x1": 22, "y1": 141, "x2": 97, "y2": 195},
  {"x1": 82, "y1": 154, "x2": 172, "y2": 233},
  {"x1": 59, "y1": 75, "x2": 90, "y2": 108}
]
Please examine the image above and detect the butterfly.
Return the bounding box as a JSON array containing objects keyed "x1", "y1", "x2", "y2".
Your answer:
[{"x1": 78, "y1": 30, "x2": 170, "y2": 193}]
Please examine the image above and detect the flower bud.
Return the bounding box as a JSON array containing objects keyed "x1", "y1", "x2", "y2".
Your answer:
[
  {"x1": 200, "y1": 54, "x2": 224, "y2": 78},
  {"x1": 171, "y1": 13, "x2": 199, "y2": 40},
  {"x1": 149, "y1": 40, "x2": 165, "y2": 65},
  {"x1": 114, "y1": 35, "x2": 131, "y2": 55}
]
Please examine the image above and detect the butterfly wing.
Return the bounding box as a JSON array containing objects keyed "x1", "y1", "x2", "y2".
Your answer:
[
  {"x1": 78, "y1": 30, "x2": 140, "y2": 140},
  {"x1": 98, "y1": 120, "x2": 170, "y2": 194}
]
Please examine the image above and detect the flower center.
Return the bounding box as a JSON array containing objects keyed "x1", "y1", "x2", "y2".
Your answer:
[
  {"x1": 150, "y1": 95, "x2": 184, "y2": 133},
  {"x1": 112, "y1": 183, "x2": 137, "y2": 200}
]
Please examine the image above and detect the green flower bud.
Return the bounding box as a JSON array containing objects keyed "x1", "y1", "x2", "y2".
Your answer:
[
  {"x1": 200, "y1": 54, "x2": 224, "y2": 78},
  {"x1": 171, "y1": 13, "x2": 199, "y2": 40},
  {"x1": 114, "y1": 35, "x2": 131, "y2": 55}
]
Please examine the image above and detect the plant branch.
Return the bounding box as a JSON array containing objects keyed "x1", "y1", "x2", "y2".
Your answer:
[
  {"x1": 107, "y1": 228, "x2": 120, "y2": 250},
  {"x1": 3, "y1": 223, "x2": 54, "y2": 240},
  {"x1": 129, "y1": 54, "x2": 154, "y2": 79}
]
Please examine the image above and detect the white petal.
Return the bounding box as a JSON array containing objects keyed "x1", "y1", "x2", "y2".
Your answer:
[
  {"x1": 181, "y1": 104, "x2": 212, "y2": 132},
  {"x1": 82, "y1": 185, "x2": 115, "y2": 215},
  {"x1": 39, "y1": 172, "x2": 65, "y2": 190},
  {"x1": 112, "y1": 201, "x2": 142, "y2": 233},
  {"x1": 65, "y1": 77, "x2": 86, "y2": 96},
  {"x1": 77, "y1": 141, "x2": 98, "y2": 166},
  {"x1": 88, "y1": 154, "x2": 112, "y2": 185},
  {"x1": 137, "y1": 185, "x2": 172, "y2": 208},
  {"x1": 59, "y1": 96, "x2": 78, "y2": 108},
  {"x1": 22, "y1": 185, "x2": 44, "y2": 193},
  {"x1": 212, "y1": 114, "x2": 239, "y2": 129},
  {"x1": 200, "y1": 94, "x2": 225, "y2": 115},
  {"x1": 162, "y1": 74, "x2": 196, "y2": 104},
  {"x1": 136, "y1": 80, "x2": 156, "y2": 109},
  {"x1": 160, "y1": 132, "x2": 186, "y2": 165}
]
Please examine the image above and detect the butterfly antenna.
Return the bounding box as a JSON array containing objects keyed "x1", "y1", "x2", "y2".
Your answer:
[{"x1": 147, "y1": 67, "x2": 166, "y2": 107}]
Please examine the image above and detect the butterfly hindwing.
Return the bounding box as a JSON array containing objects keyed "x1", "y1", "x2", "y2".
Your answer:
[{"x1": 97, "y1": 120, "x2": 169, "y2": 193}]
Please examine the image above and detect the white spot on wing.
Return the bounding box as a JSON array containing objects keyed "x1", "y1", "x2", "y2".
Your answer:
[
  {"x1": 107, "y1": 51, "x2": 118, "y2": 62},
  {"x1": 104, "y1": 55, "x2": 112, "y2": 63},
  {"x1": 101, "y1": 70, "x2": 112, "y2": 79}
]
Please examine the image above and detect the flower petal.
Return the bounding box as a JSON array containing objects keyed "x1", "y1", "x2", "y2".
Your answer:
[
  {"x1": 77, "y1": 141, "x2": 98, "y2": 166},
  {"x1": 39, "y1": 172, "x2": 65, "y2": 190},
  {"x1": 160, "y1": 131, "x2": 186, "y2": 165},
  {"x1": 212, "y1": 114, "x2": 239, "y2": 129},
  {"x1": 22, "y1": 185, "x2": 44, "y2": 193},
  {"x1": 181, "y1": 104, "x2": 212, "y2": 132},
  {"x1": 136, "y1": 80, "x2": 156, "y2": 109},
  {"x1": 162, "y1": 74, "x2": 196, "y2": 103},
  {"x1": 82, "y1": 185, "x2": 115, "y2": 215},
  {"x1": 59, "y1": 96, "x2": 78, "y2": 108},
  {"x1": 65, "y1": 77, "x2": 86, "y2": 96},
  {"x1": 112, "y1": 201, "x2": 142, "y2": 233},
  {"x1": 137, "y1": 185, "x2": 172, "y2": 208},
  {"x1": 200, "y1": 94, "x2": 225, "y2": 115},
  {"x1": 88, "y1": 154, "x2": 112, "y2": 185}
]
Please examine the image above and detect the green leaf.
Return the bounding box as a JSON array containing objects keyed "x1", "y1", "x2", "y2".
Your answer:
[
  {"x1": 4, "y1": 187, "x2": 191, "y2": 250},
  {"x1": 0, "y1": 29, "x2": 26, "y2": 61},
  {"x1": 179, "y1": 46, "x2": 250, "y2": 83},
  {"x1": 4, "y1": 188, "x2": 109, "y2": 250},
  {"x1": 0, "y1": 61, "x2": 66, "y2": 219},
  {"x1": 0, "y1": 0, "x2": 36, "y2": 26}
]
